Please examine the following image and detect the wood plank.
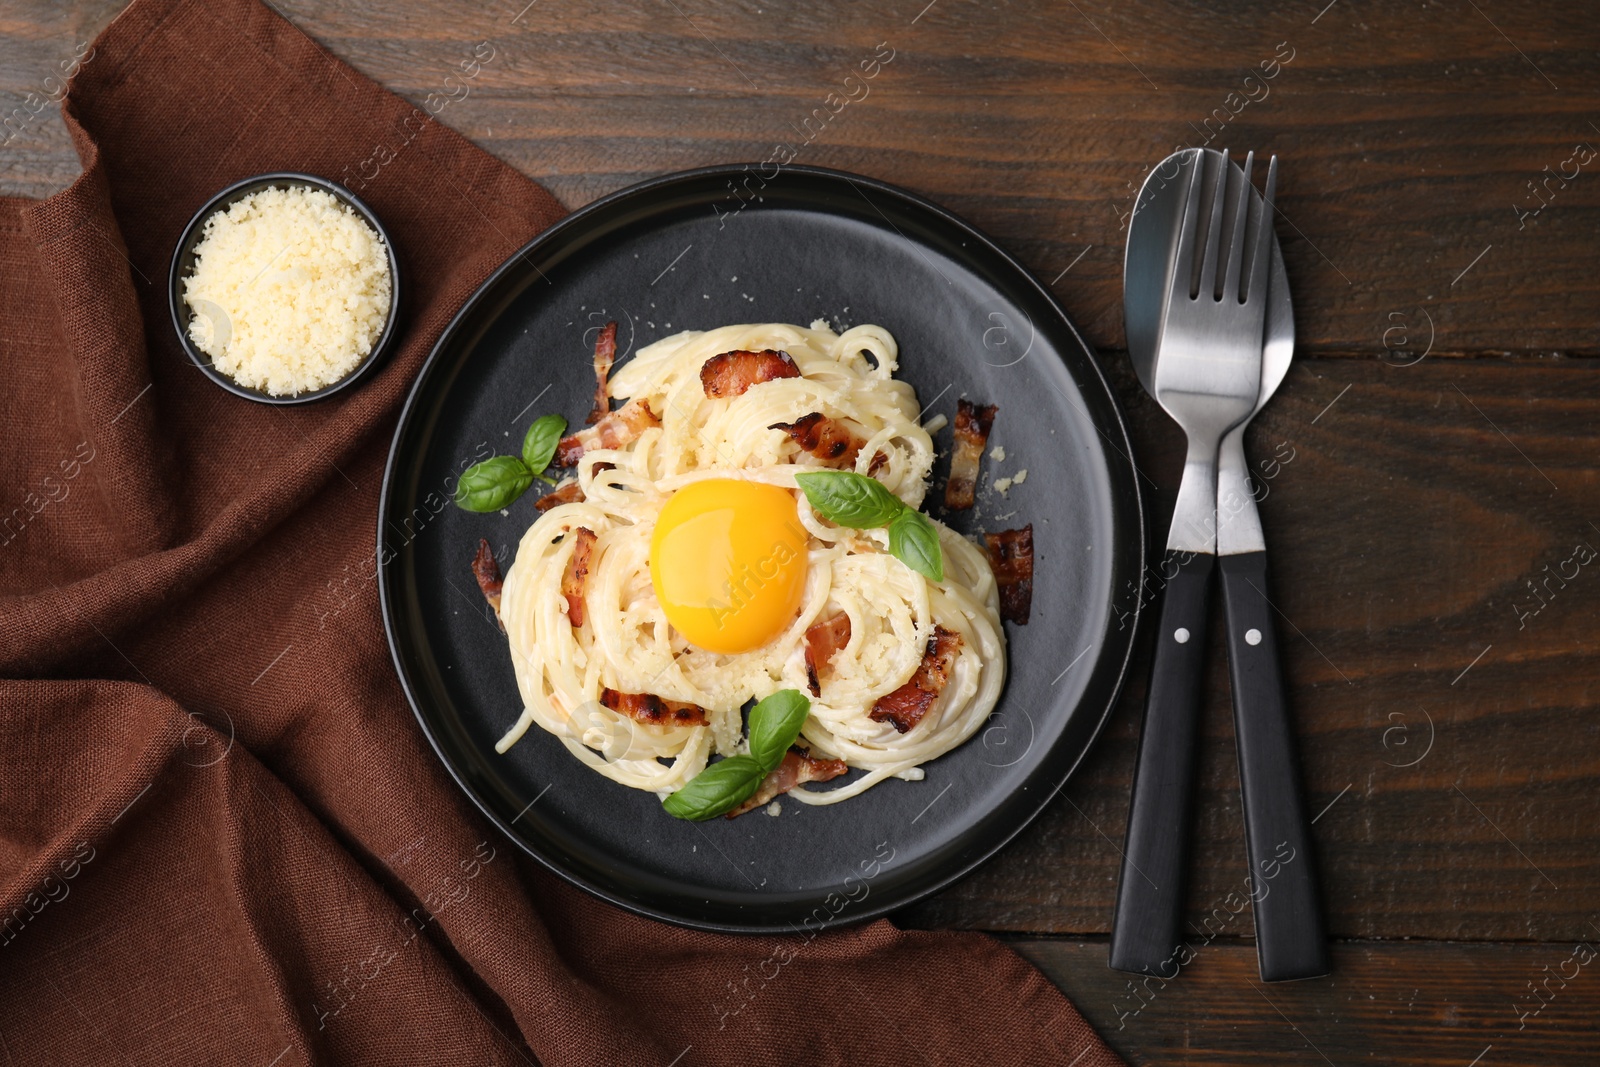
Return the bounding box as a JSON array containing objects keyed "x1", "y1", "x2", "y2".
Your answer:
[
  {"x1": 1008, "y1": 936, "x2": 1600, "y2": 1067},
  {"x1": 901, "y1": 356, "x2": 1600, "y2": 941},
  {"x1": 3, "y1": 1, "x2": 1598, "y2": 353}
]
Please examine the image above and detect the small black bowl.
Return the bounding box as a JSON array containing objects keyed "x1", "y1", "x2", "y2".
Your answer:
[{"x1": 168, "y1": 171, "x2": 402, "y2": 405}]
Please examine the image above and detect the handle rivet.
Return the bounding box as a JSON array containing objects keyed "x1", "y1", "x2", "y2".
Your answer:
[
  {"x1": 1245, "y1": 628, "x2": 1262, "y2": 645},
  {"x1": 1174, "y1": 627, "x2": 1191, "y2": 644}
]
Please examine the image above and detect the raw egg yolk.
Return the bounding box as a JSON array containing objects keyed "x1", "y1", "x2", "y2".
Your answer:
[{"x1": 649, "y1": 479, "x2": 809, "y2": 654}]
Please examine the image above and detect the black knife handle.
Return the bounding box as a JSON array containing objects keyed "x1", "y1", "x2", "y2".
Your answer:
[
  {"x1": 1218, "y1": 550, "x2": 1329, "y2": 982},
  {"x1": 1110, "y1": 549, "x2": 1214, "y2": 976}
]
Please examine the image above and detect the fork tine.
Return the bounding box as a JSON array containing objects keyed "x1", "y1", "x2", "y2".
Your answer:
[
  {"x1": 1168, "y1": 148, "x2": 1209, "y2": 306},
  {"x1": 1245, "y1": 154, "x2": 1279, "y2": 304},
  {"x1": 1196, "y1": 149, "x2": 1230, "y2": 301},
  {"x1": 1222, "y1": 151, "x2": 1254, "y2": 302}
]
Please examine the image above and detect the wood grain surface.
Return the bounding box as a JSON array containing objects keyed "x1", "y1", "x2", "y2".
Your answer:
[
  {"x1": 1013, "y1": 937, "x2": 1600, "y2": 1066},
  {"x1": 3, "y1": 1, "x2": 1597, "y2": 1064}
]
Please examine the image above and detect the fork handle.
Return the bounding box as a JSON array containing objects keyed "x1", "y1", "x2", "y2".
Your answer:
[
  {"x1": 1218, "y1": 550, "x2": 1329, "y2": 982},
  {"x1": 1110, "y1": 549, "x2": 1214, "y2": 976}
]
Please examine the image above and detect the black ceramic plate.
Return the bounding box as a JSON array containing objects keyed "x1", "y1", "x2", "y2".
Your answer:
[{"x1": 379, "y1": 164, "x2": 1144, "y2": 933}]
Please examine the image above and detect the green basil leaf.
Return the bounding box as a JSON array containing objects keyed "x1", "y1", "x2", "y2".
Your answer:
[
  {"x1": 794, "y1": 470, "x2": 904, "y2": 529},
  {"x1": 661, "y1": 755, "x2": 766, "y2": 821},
  {"x1": 453, "y1": 455, "x2": 534, "y2": 512},
  {"x1": 662, "y1": 691, "x2": 811, "y2": 820},
  {"x1": 521, "y1": 413, "x2": 567, "y2": 486},
  {"x1": 747, "y1": 689, "x2": 811, "y2": 772},
  {"x1": 888, "y1": 508, "x2": 945, "y2": 583}
]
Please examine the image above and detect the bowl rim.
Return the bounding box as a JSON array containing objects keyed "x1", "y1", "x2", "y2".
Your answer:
[{"x1": 166, "y1": 170, "x2": 402, "y2": 406}]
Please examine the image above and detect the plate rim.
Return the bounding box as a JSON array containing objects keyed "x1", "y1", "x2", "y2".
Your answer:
[{"x1": 377, "y1": 161, "x2": 1146, "y2": 932}]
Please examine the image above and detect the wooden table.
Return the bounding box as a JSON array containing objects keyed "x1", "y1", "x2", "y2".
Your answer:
[{"x1": 6, "y1": 2, "x2": 1598, "y2": 1062}]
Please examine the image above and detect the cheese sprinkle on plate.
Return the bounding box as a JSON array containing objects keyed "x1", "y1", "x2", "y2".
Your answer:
[{"x1": 183, "y1": 186, "x2": 392, "y2": 397}]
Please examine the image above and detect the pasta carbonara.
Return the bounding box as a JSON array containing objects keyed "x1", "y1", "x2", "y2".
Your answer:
[{"x1": 496, "y1": 321, "x2": 1006, "y2": 807}]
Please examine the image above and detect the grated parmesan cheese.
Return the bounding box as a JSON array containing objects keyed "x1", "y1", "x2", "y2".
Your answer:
[
  {"x1": 184, "y1": 186, "x2": 392, "y2": 396},
  {"x1": 994, "y1": 469, "x2": 1028, "y2": 495}
]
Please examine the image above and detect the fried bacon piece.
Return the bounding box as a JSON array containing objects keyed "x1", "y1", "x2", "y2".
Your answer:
[
  {"x1": 554, "y1": 398, "x2": 660, "y2": 466},
  {"x1": 985, "y1": 524, "x2": 1035, "y2": 625},
  {"x1": 768, "y1": 412, "x2": 865, "y2": 466},
  {"x1": 803, "y1": 611, "x2": 852, "y2": 697},
  {"x1": 728, "y1": 748, "x2": 849, "y2": 818},
  {"x1": 943, "y1": 398, "x2": 997, "y2": 510},
  {"x1": 470, "y1": 539, "x2": 505, "y2": 631},
  {"x1": 699, "y1": 349, "x2": 800, "y2": 398},
  {"x1": 560, "y1": 527, "x2": 597, "y2": 627},
  {"x1": 534, "y1": 480, "x2": 586, "y2": 512},
  {"x1": 586, "y1": 320, "x2": 618, "y2": 425},
  {"x1": 869, "y1": 625, "x2": 963, "y2": 733},
  {"x1": 600, "y1": 688, "x2": 709, "y2": 728}
]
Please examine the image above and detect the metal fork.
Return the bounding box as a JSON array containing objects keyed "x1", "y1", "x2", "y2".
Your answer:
[{"x1": 1110, "y1": 150, "x2": 1278, "y2": 976}]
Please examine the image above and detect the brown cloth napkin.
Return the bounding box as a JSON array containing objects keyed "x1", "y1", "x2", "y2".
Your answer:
[{"x1": 0, "y1": 0, "x2": 1124, "y2": 1063}]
